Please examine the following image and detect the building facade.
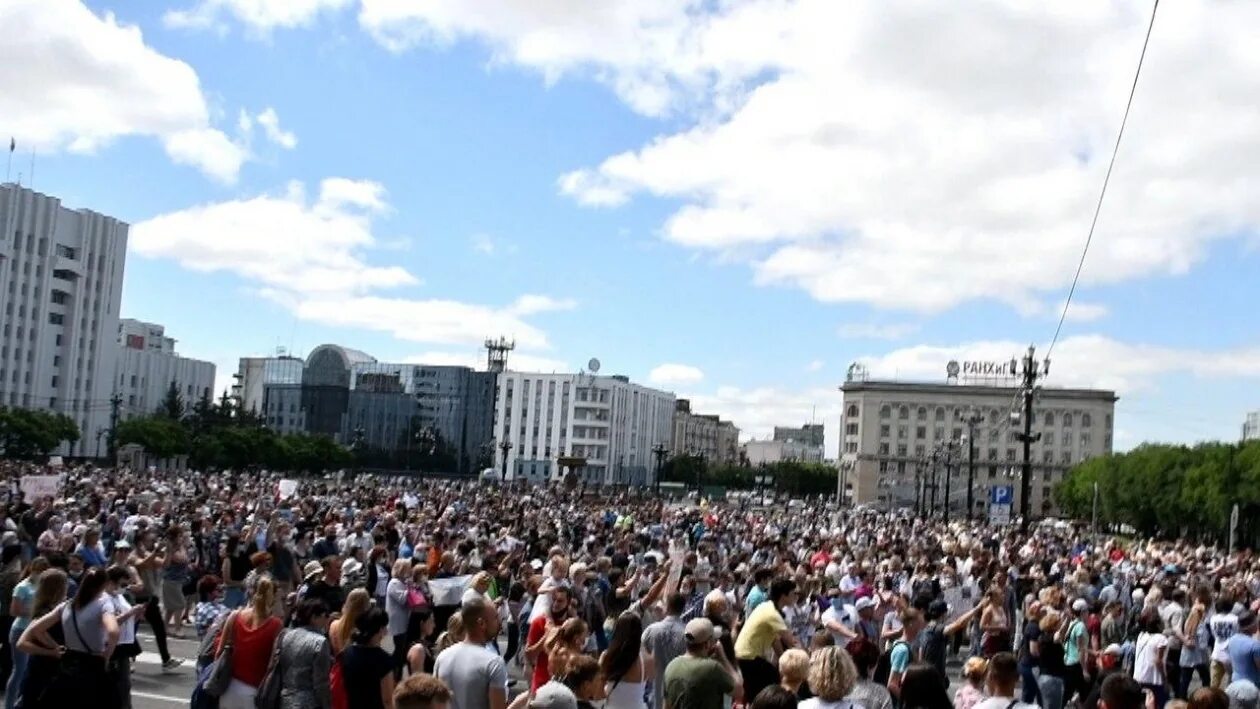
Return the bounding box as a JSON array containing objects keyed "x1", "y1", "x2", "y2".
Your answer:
[
  {"x1": 232, "y1": 353, "x2": 304, "y2": 416},
  {"x1": 114, "y1": 319, "x2": 215, "y2": 427},
  {"x1": 1244, "y1": 411, "x2": 1260, "y2": 442},
  {"x1": 494, "y1": 372, "x2": 674, "y2": 486},
  {"x1": 671, "y1": 399, "x2": 741, "y2": 465},
  {"x1": 774, "y1": 424, "x2": 825, "y2": 448},
  {"x1": 742, "y1": 438, "x2": 826, "y2": 466},
  {"x1": 0, "y1": 183, "x2": 128, "y2": 455},
  {"x1": 840, "y1": 376, "x2": 1117, "y2": 517},
  {"x1": 236, "y1": 345, "x2": 497, "y2": 474}
]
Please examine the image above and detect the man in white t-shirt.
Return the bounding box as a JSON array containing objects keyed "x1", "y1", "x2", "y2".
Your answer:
[
  {"x1": 1211, "y1": 600, "x2": 1240, "y2": 688},
  {"x1": 821, "y1": 589, "x2": 857, "y2": 649}
]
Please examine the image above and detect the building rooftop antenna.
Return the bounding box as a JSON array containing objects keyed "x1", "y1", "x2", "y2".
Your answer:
[{"x1": 485, "y1": 336, "x2": 515, "y2": 373}]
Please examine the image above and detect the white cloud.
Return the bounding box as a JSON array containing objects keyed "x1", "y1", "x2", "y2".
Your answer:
[
  {"x1": 1058, "y1": 301, "x2": 1109, "y2": 323},
  {"x1": 855, "y1": 335, "x2": 1260, "y2": 395},
  {"x1": 508, "y1": 295, "x2": 578, "y2": 316},
  {"x1": 648, "y1": 364, "x2": 705, "y2": 386},
  {"x1": 471, "y1": 234, "x2": 496, "y2": 255},
  {"x1": 162, "y1": 129, "x2": 250, "y2": 184},
  {"x1": 0, "y1": 0, "x2": 250, "y2": 182},
  {"x1": 806, "y1": 360, "x2": 825, "y2": 373},
  {"x1": 356, "y1": 0, "x2": 715, "y2": 116},
  {"x1": 132, "y1": 180, "x2": 573, "y2": 350},
  {"x1": 838, "y1": 322, "x2": 919, "y2": 341},
  {"x1": 412, "y1": 0, "x2": 1260, "y2": 314},
  {"x1": 294, "y1": 296, "x2": 556, "y2": 349},
  {"x1": 165, "y1": 0, "x2": 353, "y2": 33},
  {"x1": 317, "y1": 177, "x2": 388, "y2": 212},
  {"x1": 254, "y1": 107, "x2": 297, "y2": 149},
  {"x1": 132, "y1": 178, "x2": 412, "y2": 297}
]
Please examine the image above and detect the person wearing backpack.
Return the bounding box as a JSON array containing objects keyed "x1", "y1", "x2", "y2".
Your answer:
[{"x1": 883, "y1": 607, "x2": 923, "y2": 702}]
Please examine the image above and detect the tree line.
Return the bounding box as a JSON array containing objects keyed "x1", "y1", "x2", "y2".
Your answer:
[
  {"x1": 1055, "y1": 439, "x2": 1260, "y2": 543},
  {"x1": 115, "y1": 384, "x2": 352, "y2": 474},
  {"x1": 0, "y1": 408, "x2": 80, "y2": 459},
  {"x1": 660, "y1": 455, "x2": 842, "y2": 496}
]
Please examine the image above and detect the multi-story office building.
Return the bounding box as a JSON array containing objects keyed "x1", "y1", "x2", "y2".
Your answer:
[
  {"x1": 236, "y1": 345, "x2": 497, "y2": 474},
  {"x1": 494, "y1": 372, "x2": 674, "y2": 486},
  {"x1": 1244, "y1": 411, "x2": 1260, "y2": 442},
  {"x1": 114, "y1": 318, "x2": 215, "y2": 426},
  {"x1": 0, "y1": 183, "x2": 127, "y2": 455},
  {"x1": 743, "y1": 438, "x2": 825, "y2": 466},
  {"x1": 840, "y1": 366, "x2": 1117, "y2": 517},
  {"x1": 770, "y1": 423, "x2": 826, "y2": 461},
  {"x1": 671, "y1": 399, "x2": 741, "y2": 465},
  {"x1": 774, "y1": 424, "x2": 825, "y2": 448},
  {"x1": 232, "y1": 353, "x2": 305, "y2": 415}
]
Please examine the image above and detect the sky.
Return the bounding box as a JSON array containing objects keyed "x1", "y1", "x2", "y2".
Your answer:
[{"x1": 3, "y1": 0, "x2": 1259, "y2": 456}]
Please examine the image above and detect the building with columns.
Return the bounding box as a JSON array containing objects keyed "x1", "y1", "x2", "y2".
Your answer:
[{"x1": 840, "y1": 365, "x2": 1116, "y2": 517}]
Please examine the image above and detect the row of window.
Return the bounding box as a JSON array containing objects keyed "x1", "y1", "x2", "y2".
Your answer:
[{"x1": 869, "y1": 402, "x2": 1108, "y2": 430}]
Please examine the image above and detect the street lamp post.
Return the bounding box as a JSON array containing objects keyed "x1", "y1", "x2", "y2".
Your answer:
[
  {"x1": 651, "y1": 443, "x2": 668, "y2": 493},
  {"x1": 836, "y1": 459, "x2": 850, "y2": 507},
  {"x1": 499, "y1": 440, "x2": 513, "y2": 482},
  {"x1": 957, "y1": 409, "x2": 984, "y2": 520}
]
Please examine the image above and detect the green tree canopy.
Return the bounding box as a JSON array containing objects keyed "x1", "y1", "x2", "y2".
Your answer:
[
  {"x1": 1056, "y1": 439, "x2": 1260, "y2": 543},
  {"x1": 0, "y1": 408, "x2": 79, "y2": 459}
]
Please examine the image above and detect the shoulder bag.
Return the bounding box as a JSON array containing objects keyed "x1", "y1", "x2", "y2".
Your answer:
[
  {"x1": 204, "y1": 610, "x2": 240, "y2": 697},
  {"x1": 254, "y1": 627, "x2": 288, "y2": 709}
]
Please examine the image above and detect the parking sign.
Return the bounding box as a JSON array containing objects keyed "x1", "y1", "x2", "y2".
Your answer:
[{"x1": 990, "y1": 486, "x2": 1014, "y2": 505}]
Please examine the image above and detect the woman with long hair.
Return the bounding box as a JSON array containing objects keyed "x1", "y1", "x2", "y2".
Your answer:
[
  {"x1": 600, "y1": 613, "x2": 652, "y2": 709},
  {"x1": 1037, "y1": 611, "x2": 1067, "y2": 709},
  {"x1": 341, "y1": 606, "x2": 396, "y2": 709},
  {"x1": 1179, "y1": 585, "x2": 1213, "y2": 700},
  {"x1": 6, "y1": 556, "x2": 49, "y2": 709},
  {"x1": 331, "y1": 588, "x2": 372, "y2": 656},
  {"x1": 546, "y1": 617, "x2": 589, "y2": 689},
  {"x1": 980, "y1": 586, "x2": 1011, "y2": 658},
  {"x1": 278, "y1": 598, "x2": 334, "y2": 709},
  {"x1": 12, "y1": 568, "x2": 67, "y2": 709},
  {"x1": 65, "y1": 567, "x2": 120, "y2": 703},
  {"x1": 162, "y1": 527, "x2": 193, "y2": 638},
  {"x1": 20, "y1": 567, "x2": 118, "y2": 707},
  {"x1": 405, "y1": 609, "x2": 437, "y2": 676},
  {"x1": 215, "y1": 575, "x2": 284, "y2": 709}
]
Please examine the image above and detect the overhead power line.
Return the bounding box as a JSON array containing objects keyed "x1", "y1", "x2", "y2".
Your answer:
[{"x1": 1047, "y1": 0, "x2": 1161, "y2": 359}]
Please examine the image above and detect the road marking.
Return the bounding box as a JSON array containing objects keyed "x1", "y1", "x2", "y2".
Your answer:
[
  {"x1": 134, "y1": 651, "x2": 197, "y2": 667},
  {"x1": 131, "y1": 690, "x2": 187, "y2": 704}
]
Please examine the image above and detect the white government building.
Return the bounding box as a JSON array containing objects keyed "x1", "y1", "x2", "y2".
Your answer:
[
  {"x1": 840, "y1": 362, "x2": 1117, "y2": 517},
  {"x1": 0, "y1": 183, "x2": 215, "y2": 457},
  {"x1": 114, "y1": 319, "x2": 216, "y2": 423},
  {"x1": 0, "y1": 183, "x2": 128, "y2": 455},
  {"x1": 494, "y1": 370, "x2": 675, "y2": 486}
]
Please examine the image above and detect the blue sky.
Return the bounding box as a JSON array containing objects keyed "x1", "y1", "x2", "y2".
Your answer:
[{"x1": 4, "y1": 0, "x2": 1259, "y2": 453}]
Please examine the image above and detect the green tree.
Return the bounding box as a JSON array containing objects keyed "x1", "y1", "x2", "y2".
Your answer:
[
  {"x1": 158, "y1": 381, "x2": 185, "y2": 420},
  {"x1": 0, "y1": 408, "x2": 79, "y2": 459},
  {"x1": 116, "y1": 415, "x2": 188, "y2": 460}
]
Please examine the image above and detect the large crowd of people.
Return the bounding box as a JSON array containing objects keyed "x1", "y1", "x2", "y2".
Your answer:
[{"x1": 0, "y1": 460, "x2": 1256, "y2": 709}]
